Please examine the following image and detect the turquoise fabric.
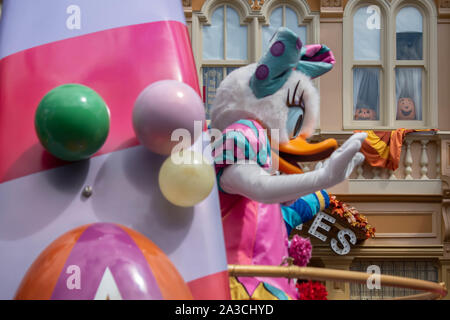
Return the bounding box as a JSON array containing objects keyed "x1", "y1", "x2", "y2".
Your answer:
[
  {"x1": 295, "y1": 60, "x2": 333, "y2": 79},
  {"x1": 263, "y1": 282, "x2": 290, "y2": 300},
  {"x1": 213, "y1": 119, "x2": 273, "y2": 193},
  {"x1": 282, "y1": 206, "x2": 306, "y2": 235},
  {"x1": 212, "y1": 130, "x2": 256, "y2": 164},
  {"x1": 282, "y1": 190, "x2": 330, "y2": 234},
  {"x1": 302, "y1": 193, "x2": 321, "y2": 214},
  {"x1": 249, "y1": 27, "x2": 335, "y2": 98},
  {"x1": 249, "y1": 27, "x2": 301, "y2": 98}
]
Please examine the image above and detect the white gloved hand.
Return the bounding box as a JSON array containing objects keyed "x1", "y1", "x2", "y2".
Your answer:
[
  {"x1": 314, "y1": 132, "x2": 367, "y2": 189},
  {"x1": 219, "y1": 133, "x2": 367, "y2": 204}
]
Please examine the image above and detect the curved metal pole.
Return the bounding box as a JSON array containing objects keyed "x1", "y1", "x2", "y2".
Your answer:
[
  {"x1": 228, "y1": 264, "x2": 448, "y2": 300},
  {"x1": 392, "y1": 291, "x2": 442, "y2": 300}
]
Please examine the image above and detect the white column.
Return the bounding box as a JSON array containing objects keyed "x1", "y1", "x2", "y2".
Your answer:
[
  {"x1": 382, "y1": 168, "x2": 389, "y2": 179},
  {"x1": 372, "y1": 167, "x2": 381, "y2": 179},
  {"x1": 251, "y1": 17, "x2": 260, "y2": 62},
  {"x1": 356, "y1": 163, "x2": 364, "y2": 180},
  {"x1": 388, "y1": 169, "x2": 397, "y2": 180},
  {"x1": 420, "y1": 139, "x2": 429, "y2": 180},
  {"x1": 404, "y1": 140, "x2": 413, "y2": 180}
]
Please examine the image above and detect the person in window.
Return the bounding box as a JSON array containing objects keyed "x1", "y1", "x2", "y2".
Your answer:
[{"x1": 210, "y1": 28, "x2": 366, "y2": 300}]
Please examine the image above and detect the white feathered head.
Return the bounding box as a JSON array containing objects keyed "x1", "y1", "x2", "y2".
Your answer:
[
  {"x1": 210, "y1": 28, "x2": 338, "y2": 174},
  {"x1": 211, "y1": 63, "x2": 319, "y2": 144}
]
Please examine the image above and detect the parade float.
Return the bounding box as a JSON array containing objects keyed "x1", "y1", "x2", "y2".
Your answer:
[
  {"x1": 0, "y1": 0, "x2": 229, "y2": 300},
  {"x1": 0, "y1": 0, "x2": 446, "y2": 300}
]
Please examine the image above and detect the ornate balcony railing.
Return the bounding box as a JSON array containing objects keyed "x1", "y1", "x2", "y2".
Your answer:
[{"x1": 302, "y1": 131, "x2": 450, "y2": 195}]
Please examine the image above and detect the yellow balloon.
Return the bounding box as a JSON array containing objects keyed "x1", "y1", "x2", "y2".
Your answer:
[{"x1": 159, "y1": 151, "x2": 215, "y2": 207}]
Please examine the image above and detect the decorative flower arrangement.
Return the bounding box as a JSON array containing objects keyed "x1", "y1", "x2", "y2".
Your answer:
[
  {"x1": 288, "y1": 235, "x2": 312, "y2": 267},
  {"x1": 287, "y1": 197, "x2": 375, "y2": 300},
  {"x1": 327, "y1": 195, "x2": 376, "y2": 240},
  {"x1": 287, "y1": 235, "x2": 328, "y2": 300},
  {"x1": 296, "y1": 281, "x2": 328, "y2": 300}
]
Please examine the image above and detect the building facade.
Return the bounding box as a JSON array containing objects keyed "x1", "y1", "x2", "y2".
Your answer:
[
  {"x1": 1, "y1": 0, "x2": 449, "y2": 300},
  {"x1": 184, "y1": 0, "x2": 450, "y2": 300}
]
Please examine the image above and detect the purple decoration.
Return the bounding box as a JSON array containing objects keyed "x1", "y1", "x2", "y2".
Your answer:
[
  {"x1": 296, "y1": 38, "x2": 303, "y2": 51},
  {"x1": 270, "y1": 41, "x2": 285, "y2": 57},
  {"x1": 255, "y1": 64, "x2": 269, "y2": 80},
  {"x1": 288, "y1": 234, "x2": 312, "y2": 267},
  {"x1": 51, "y1": 223, "x2": 163, "y2": 300}
]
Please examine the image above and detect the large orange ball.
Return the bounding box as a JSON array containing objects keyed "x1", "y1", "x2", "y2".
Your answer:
[{"x1": 15, "y1": 223, "x2": 192, "y2": 300}]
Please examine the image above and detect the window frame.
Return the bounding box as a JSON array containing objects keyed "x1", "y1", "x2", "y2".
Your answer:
[
  {"x1": 343, "y1": 0, "x2": 438, "y2": 130},
  {"x1": 346, "y1": 1, "x2": 388, "y2": 128},
  {"x1": 196, "y1": 1, "x2": 251, "y2": 118},
  {"x1": 200, "y1": 3, "x2": 250, "y2": 67},
  {"x1": 391, "y1": 2, "x2": 430, "y2": 128},
  {"x1": 259, "y1": 0, "x2": 320, "y2": 60},
  {"x1": 191, "y1": 0, "x2": 320, "y2": 121},
  {"x1": 261, "y1": 4, "x2": 310, "y2": 55}
]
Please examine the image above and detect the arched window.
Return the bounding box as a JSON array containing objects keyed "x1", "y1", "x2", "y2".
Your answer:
[
  {"x1": 352, "y1": 4, "x2": 383, "y2": 123},
  {"x1": 354, "y1": 5, "x2": 381, "y2": 61},
  {"x1": 202, "y1": 5, "x2": 248, "y2": 60},
  {"x1": 193, "y1": 0, "x2": 319, "y2": 119},
  {"x1": 343, "y1": 0, "x2": 437, "y2": 129},
  {"x1": 262, "y1": 5, "x2": 307, "y2": 53},
  {"x1": 395, "y1": 6, "x2": 423, "y2": 121},
  {"x1": 201, "y1": 4, "x2": 248, "y2": 117}
]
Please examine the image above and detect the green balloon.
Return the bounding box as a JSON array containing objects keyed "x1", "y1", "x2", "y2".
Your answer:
[{"x1": 35, "y1": 84, "x2": 110, "y2": 161}]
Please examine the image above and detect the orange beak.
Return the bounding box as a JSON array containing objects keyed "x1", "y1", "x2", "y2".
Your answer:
[{"x1": 272, "y1": 134, "x2": 338, "y2": 174}]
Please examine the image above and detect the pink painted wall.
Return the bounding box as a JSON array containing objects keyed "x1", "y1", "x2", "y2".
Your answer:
[{"x1": 319, "y1": 22, "x2": 344, "y2": 132}]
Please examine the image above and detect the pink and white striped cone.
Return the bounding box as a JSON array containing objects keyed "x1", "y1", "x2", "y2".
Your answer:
[{"x1": 0, "y1": 0, "x2": 229, "y2": 300}]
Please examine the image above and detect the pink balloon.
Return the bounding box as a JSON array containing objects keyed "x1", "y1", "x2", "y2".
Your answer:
[{"x1": 132, "y1": 80, "x2": 205, "y2": 155}]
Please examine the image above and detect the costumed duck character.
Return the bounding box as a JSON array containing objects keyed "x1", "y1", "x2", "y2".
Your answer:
[{"x1": 210, "y1": 28, "x2": 367, "y2": 300}]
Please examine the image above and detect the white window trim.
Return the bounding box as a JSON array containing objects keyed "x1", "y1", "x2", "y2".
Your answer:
[
  {"x1": 258, "y1": 0, "x2": 321, "y2": 131},
  {"x1": 390, "y1": 0, "x2": 438, "y2": 129},
  {"x1": 259, "y1": 0, "x2": 320, "y2": 59},
  {"x1": 193, "y1": 0, "x2": 320, "y2": 85},
  {"x1": 200, "y1": 2, "x2": 250, "y2": 66},
  {"x1": 192, "y1": 0, "x2": 321, "y2": 127},
  {"x1": 343, "y1": 0, "x2": 437, "y2": 130},
  {"x1": 192, "y1": 0, "x2": 251, "y2": 82},
  {"x1": 259, "y1": 0, "x2": 320, "y2": 130}
]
